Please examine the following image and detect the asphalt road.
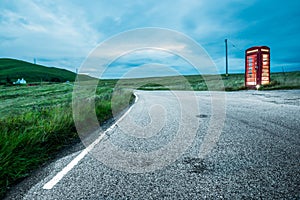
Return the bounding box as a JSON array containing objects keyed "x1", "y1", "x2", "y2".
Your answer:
[{"x1": 6, "y1": 90, "x2": 300, "y2": 199}]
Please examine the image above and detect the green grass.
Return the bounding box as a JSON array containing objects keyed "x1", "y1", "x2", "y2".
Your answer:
[
  {"x1": 259, "y1": 71, "x2": 300, "y2": 90},
  {"x1": 219, "y1": 72, "x2": 300, "y2": 91},
  {"x1": 123, "y1": 71, "x2": 300, "y2": 91},
  {"x1": 0, "y1": 80, "x2": 134, "y2": 198}
]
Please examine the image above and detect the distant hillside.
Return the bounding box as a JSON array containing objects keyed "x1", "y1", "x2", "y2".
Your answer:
[{"x1": 0, "y1": 58, "x2": 76, "y2": 84}]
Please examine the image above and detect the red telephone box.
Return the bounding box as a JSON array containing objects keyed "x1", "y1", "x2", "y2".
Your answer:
[{"x1": 245, "y1": 46, "x2": 270, "y2": 88}]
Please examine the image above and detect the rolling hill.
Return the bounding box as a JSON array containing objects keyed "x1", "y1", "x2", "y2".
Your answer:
[{"x1": 0, "y1": 58, "x2": 76, "y2": 84}]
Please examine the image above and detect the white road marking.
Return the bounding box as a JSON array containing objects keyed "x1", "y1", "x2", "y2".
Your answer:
[{"x1": 43, "y1": 92, "x2": 138, "y2": 190}]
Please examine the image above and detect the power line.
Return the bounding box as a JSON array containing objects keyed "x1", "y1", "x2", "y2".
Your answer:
[{"x1": 227, "y1": 39, "x2": 243, "y2": 52}]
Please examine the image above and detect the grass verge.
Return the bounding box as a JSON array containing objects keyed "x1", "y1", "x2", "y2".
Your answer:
[{"x1": 0, "y1": 81, "x2": 134, "y2": 198}]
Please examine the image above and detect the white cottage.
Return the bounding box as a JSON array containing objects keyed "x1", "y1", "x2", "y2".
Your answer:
[{"x1": 13, "y1": 78, "x2": 27, "y2": 84}]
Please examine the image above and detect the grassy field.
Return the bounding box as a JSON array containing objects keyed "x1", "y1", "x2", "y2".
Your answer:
[
  {"x1": 0, "y1": 80, "x2": 134, "y2": 198},
  {"x1": 117, "y1": 71, "x2": 300, "y2": 91}
]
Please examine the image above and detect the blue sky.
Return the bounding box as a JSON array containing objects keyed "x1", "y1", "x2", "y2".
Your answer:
[{"x1": 1, "y1": 0, "x2": 299, "y2": 78}]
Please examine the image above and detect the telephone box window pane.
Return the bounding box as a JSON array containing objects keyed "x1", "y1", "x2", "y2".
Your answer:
[{"x1": 262, "y1": 77, "x2": 269, "y2": 81}]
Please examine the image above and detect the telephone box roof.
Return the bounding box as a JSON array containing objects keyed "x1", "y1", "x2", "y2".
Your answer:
[{"x1": 246, "y1": 46, "x2": 270, "y2": 52}]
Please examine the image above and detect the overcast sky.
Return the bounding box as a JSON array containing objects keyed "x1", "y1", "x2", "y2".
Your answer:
[{"x1": 1, "y1": 0, "x2": 299, "y2": 78}]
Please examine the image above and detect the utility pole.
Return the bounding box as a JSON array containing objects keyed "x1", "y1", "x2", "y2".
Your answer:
[{"x1": 225, "y1": 39, "x2": 228, "y2": 76}]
